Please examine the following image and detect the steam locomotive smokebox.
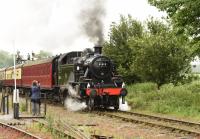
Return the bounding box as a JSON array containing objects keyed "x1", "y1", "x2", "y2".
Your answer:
[{"x1": 94, "y1": 45, "x2": 102, "y2": 54}]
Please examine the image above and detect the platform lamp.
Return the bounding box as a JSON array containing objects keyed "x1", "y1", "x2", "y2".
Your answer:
[{"x1": 13, "y1": 41, "x2": 19, "y2": 119}]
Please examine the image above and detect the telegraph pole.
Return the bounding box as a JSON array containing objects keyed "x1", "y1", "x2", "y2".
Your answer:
[{"x1": 13, "y1": 40, "x2": 19, "y2": 119}]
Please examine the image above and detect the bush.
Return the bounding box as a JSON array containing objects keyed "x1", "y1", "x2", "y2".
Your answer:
[
  {"x1": 185, "y1": 81, "x2": 200, "y2": 93},
  {"x1": 127, "y1": 81, "x2": 200, "y2": 118},
  {"x1": 127, "y1": 82, "x2": 158, "y2": 110},
  {"x1": 127, "y1": 82, "x2": 157, "y2": 94}
]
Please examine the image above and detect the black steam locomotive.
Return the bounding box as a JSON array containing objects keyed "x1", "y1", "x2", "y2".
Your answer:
[{"x1": 68, "y1": 45, "x2": 128, "y2": 110}]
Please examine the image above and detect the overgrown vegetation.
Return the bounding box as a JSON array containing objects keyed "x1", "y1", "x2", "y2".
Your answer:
[
  {"x1": 127, "y1": 81, "x2": 200, "y2": 118},
  {"x1": 19, "y1": 101, "x2": 26, "y2": 112}
]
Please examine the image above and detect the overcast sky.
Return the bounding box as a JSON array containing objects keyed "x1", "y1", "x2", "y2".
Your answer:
[{"x1": 0, "y1": 0, "x2": 165, "y2": 56}]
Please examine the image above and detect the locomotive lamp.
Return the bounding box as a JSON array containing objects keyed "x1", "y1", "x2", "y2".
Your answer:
[
  {"x1": 87, "y1": 83, "x2": 90, "y2": 88},
  {"x1": 122, "y1": 82, "x2": 125, "y2": 88}
]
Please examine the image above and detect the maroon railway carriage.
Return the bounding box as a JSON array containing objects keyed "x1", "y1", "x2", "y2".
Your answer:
[
  {"x1": 0, "y1": 57, "x2": 60, "y2": 94},
  {"x1": 4, "y1": 64, "x2": 23, "y2": 87},
  {"x1": 22, "y1": 58, "x2": 55, "y2": 89}
]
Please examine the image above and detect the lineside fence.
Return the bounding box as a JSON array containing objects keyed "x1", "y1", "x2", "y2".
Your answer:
[
  {"x1": 20, "y1": 92, "x2": 47, "y2": 118},
  {"x1": 0, "y1": 87, "x2": 47, "y2": 119},
  {"x1": 0, "y1": 88, "x2": 9, "y2": 114}
]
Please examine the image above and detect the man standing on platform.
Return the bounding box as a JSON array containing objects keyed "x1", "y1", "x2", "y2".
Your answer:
[{"x1": 30, "y1": 80, "x2": 41, "y2": 116}]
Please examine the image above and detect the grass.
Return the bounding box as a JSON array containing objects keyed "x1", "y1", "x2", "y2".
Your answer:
[
  {"x1": 127, "y1": 81, "x2": 200, "y2": 119},
  {"x1": 20, "y1": 101, "x2": 27, "y2": 112}
]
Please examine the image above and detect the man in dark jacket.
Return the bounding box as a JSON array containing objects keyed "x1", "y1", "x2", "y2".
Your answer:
[{"x1": 30, "y1": 80, "x2": 41, "y2": 116}]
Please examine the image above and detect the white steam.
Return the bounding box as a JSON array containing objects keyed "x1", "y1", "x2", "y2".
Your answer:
[
  {"x1": 119, "y1": 97, "x2": 130, "y2": 111},
  {"x1": 64, "y1": 84, "x2": 86, "y2": 111},
  {"x1": 64, "y1": 97, "x2": 86, "y2": 111},
  {"x1": 67, "y1": 84, "x2": 78, "y2": 97}
]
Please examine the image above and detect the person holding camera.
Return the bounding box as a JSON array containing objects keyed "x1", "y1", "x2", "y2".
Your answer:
[{"x1": 30, "y1": 80, "x2": 41, "y2": 116}]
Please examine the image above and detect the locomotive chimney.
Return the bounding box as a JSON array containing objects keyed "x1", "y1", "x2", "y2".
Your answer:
[{"x1": 94, "y1": 45, "x2": 102, "y2": 55}]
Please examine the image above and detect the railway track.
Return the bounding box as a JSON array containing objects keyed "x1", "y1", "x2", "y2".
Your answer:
[
  {"x1": 33, "y1": 119, "x2": 114, "y2": 139},
  {"x1": 95, "y1": 110, "x2": 200, "y2": 137},
  {"x1": 0, "y1": 120, "x2": 41, "y2": 139},
  {"x1": 33, "y1": 119, "x2": 90, "y2": 139}
]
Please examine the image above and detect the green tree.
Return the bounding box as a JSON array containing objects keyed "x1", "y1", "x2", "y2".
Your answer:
[
  {"x1": 0, "y1": 50, "x2": 13, "y2": 68},
  {"x1": 103, "y1": 16, "x2": 192, "y2": 86},
  {"x1": 103, "y1": 15, "x2": 143, "y2": 83},
  {"x1": 35, "y1": 50, "x2": 53, "y2": 60},
  {"x1": 132, "y1": 19, "x2": 191, "y2": 87},
  {"x1": 148, "y1": 0, "x2": 200, "y2": 54}
]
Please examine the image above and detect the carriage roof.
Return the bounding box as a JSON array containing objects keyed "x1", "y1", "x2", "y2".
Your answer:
[{"x1": 23, "y1": 56, "x2": 59, "y2": 67}]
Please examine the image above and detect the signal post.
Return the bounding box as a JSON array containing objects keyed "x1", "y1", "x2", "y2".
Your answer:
[{"x1": 13, "y1": 41, "x2": 19, "y2": 119}]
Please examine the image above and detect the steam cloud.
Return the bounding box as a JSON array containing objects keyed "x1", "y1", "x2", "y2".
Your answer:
[
  {"x1": 64, "y1": 97, "x2": 86, "y2": 111},
  {"x1": 64, "y1": 84, "x2": 86, "y2": 111},
  {"x1": 79, "y1": 0, "x2": 106, "y2": 45}
]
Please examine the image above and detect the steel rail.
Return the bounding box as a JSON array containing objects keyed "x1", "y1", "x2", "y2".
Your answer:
[
  {"x1": 33, "y1": 119, "x2": 82, "y2": 139},
  {"x1": 60, "y1": 119, "x2": 90, "y2": 139},
  {"x1": 0, "y1": 121, "x2": 42, "y2": 139},
  {"x1": 96, "y1": 111, "x2": 200, "y2": 137},
  {"x1": 119, "y1": 110, "x2": 200, "y2": 127}
]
